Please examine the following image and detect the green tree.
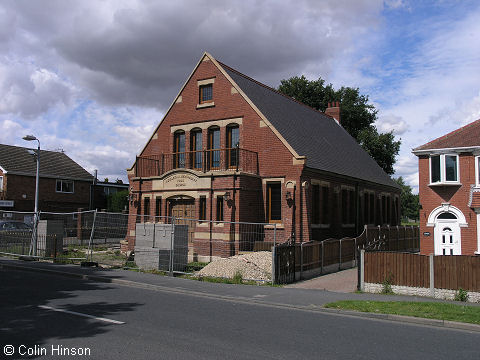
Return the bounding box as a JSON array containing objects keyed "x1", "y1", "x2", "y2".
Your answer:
[
  {"x1": 357, "y1": 127, "x2": 400, "y2": 176},
  {"x1": 107, "y1": 190, "x2": 129, "y2": 213},
  {"x1": 394, "y1": 177, "x2": 419, "y2": 221},
  {"x1": 278, "y1": 76, "x2": 400, "y2": 175}
]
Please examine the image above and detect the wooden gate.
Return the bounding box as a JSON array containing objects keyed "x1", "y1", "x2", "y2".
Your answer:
[{"x1": 273, "y1": 242, "x2": 296, "y2": 284}]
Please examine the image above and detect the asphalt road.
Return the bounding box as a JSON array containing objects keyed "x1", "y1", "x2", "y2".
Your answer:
[{"x1": 1, "y1": 267, "x2": 479, "y2": 360}]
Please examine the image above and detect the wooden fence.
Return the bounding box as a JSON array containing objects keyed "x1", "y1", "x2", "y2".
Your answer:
[
  {"x1": 364, "y1": 252, "x2": 429, "y2": 288},
  {"x1": 273, "y1": 225, "x2": 420, "y2": 284},
  {"x1": 362, "y1": 251, "x2": 480, "y2": 292},
  {"x1": 357, "y1": 225, "x2": 419, "y2": 251}
]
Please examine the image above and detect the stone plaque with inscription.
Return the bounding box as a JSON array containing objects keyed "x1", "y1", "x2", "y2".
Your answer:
[{"x1": 152, "y1": 171, "x2": 211, "y2": 191}]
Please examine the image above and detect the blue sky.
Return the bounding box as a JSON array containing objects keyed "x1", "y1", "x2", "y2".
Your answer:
[{"x1": 0, "y1": 0, "x2": 479, "y2": 192}]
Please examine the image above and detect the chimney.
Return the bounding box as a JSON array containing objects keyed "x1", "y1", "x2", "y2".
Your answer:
[{"x1": 325, "y1": 101, "x2": 341, "y2": 125}]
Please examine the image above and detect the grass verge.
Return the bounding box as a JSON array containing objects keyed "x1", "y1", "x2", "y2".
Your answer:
[{"x1": 324, "y1": 300, "x2": 480, "y2": 325}]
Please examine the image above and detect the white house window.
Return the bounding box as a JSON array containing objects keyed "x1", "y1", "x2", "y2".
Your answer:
[
  {"x1": 430, "y1": 154, "x2": 459, "y2": 184},
  {"x1": 56, "y1": 179, "x2": 74, "y2": 193}
]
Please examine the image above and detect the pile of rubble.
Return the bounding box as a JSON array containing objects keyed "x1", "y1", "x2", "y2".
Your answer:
[{"x1": 197, "y1": 251, "x2": 272, "y2": 281}]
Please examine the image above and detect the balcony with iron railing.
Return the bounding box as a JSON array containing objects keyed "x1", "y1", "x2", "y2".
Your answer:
[{"x1": 135, "y1": 148, "x2": 259, "y2": 177}]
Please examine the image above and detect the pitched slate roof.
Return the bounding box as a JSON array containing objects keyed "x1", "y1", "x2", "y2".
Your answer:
[
  {"x1": 219, "y1": 62, "x2": 399, "y2": 189},
  {"x1": 0, "y1": 144, "x2": 93, "y2": 181},
  {"x1": 414, "y1": 119, "x2": 480, "y2": 151}
]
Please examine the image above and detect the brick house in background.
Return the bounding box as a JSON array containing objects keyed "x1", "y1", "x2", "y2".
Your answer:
[
  {"x1": 413, "y1": 119, "x2": 480, "y2": 256},
  {"x1": 127, "y1": 52, "x2": 400, "y2": 260},
  {"x1": 91, "y1": 179, "x2": 129, "y2": 211},
  {"x1": 0, "y1": 144, "x2": 93, "y2": 214}
]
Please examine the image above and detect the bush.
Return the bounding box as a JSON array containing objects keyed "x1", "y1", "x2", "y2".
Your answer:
[
  {"x1": 107, "y1": 190, "x2": 129, "y2": 213},
  {"x1": 454, "y1": 288, "x2": 469, "y2": 302},
  {"x1": 381, "y1": 273, "x2": 394, "y2": 294},
  {"x1": 233, "y1": 271, "x2": 243, "y2": 284}
]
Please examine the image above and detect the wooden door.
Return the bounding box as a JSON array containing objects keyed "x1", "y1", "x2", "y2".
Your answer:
[{"x1": 169, "y1": 199, "x2": 195, "y2": 247}]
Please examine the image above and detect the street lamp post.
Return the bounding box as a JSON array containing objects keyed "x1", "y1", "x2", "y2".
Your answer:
[{"x1": 23, "y1": 135, "x2": 40, "y2": 257}]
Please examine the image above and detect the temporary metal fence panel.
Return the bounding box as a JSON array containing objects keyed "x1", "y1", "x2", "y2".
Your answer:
[
  {"x1": 84, "y1": 213, "x2": 276, "y2": 273},
  {"x1": 0, "y1": 210, "x2": 38, "y2": 257},
  {"x1": 164, "y1": 217, "x2": 276, "y2": 275},
  {"x1": 0, "y1": 210, "x2": 82, "y2": 260},
  {"x1": 87, "y1": 212, "x2": 139, "y2": 268}
]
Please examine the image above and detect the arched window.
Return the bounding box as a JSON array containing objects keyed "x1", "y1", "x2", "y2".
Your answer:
[
  {"x1": 173, "y1": 130, "x2": 185, "y2": 168},
  {"x1": 208, "y1": 126, "x2": 220, "y2": 169},
  {"x1": 226, "y1": 124, "x2": 239, "y2": 168},
  {"x1": 190, "y1": 128, "x2": 202, "y2": 170},
  {"x1": 437, "y1": 212, "x2": 457, "y2": 219}
]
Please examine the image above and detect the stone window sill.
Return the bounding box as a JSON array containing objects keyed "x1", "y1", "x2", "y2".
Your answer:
[
  {"x1": 265, "y1": 224, "x2": 284, "y2": 229},
  {"x1": 196, "y1": 102, "x2": 215, "y2": 109}
]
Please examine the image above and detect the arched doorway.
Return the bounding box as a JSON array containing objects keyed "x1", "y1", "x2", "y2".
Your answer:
[
  {"x1": 433, "y1": 212, "x2": 461, "y2": 255},
  {"x1": 427, "y1": 204, "x2": 466, "y2": 255}
]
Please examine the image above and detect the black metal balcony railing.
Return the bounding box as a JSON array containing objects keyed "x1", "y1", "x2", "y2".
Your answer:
[{"x1": 135, "y1": 148, "x2": 259, "y2": 177}]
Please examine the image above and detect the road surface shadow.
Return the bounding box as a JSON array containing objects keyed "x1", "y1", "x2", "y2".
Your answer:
[{"x1": 0, "y1": 267, "x2": 141, "y2": 359}]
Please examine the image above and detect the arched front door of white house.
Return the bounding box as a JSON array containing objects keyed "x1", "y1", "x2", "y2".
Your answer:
[{"x1": 434, "y1": 212, "x2": 461, "y2": 255}]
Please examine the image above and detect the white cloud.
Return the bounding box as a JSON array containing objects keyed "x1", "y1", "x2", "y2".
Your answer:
[
  {"x1": 0, "y1": 119, "x2": 26, "y2": 143},
  {"x1": 0, "y1": 61, "x2": 73, "y2": 118},
  {"x1": 383, "y1": 0, "x2": 409, "y2": 10},
  {"x1": 377, "y1": 114, "x2": 409, "y2": 135}
]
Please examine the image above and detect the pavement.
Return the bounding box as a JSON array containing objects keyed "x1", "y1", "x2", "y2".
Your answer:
[
  {"x1": 1, "y1": 256, "x2": 479, "y2": 334},
  {"x1": 285, "y1": 268, "x2": 358, "y2": 292}
]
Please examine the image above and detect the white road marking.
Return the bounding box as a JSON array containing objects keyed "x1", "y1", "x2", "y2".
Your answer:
[{"x1": 38, "y1": 305, "x2": 125, "y2": 325}]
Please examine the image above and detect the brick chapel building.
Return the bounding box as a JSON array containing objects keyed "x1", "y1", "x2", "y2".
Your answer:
[
  {"x1": 127, "y1": 52, "x2": 400, "y2": 261},
  {"x1": 413, "y1": 119, "x2": 480, "y2": 256}
]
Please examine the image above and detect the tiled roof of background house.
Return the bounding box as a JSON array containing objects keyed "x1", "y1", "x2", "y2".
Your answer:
[
  {"x1": 0, "y1": 144, "x2": 93, "y2": 180},
  {"x1": 414, "y1": 119, "x2": 480, "y2": 151},
  {"x1": 220, "y1": 62, "x2": 399, "y2": 189}
]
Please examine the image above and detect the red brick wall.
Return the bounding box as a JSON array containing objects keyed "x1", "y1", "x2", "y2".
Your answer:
[
  {"x1": 418, "y1": 154, "x2": 478, "y2": 255},
  {"x1": 1, "y1": 174, "x2": 90, "y2": 212},
  {"x1": 302, "y1": 169, "x2": 400, "y2": 242}
]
